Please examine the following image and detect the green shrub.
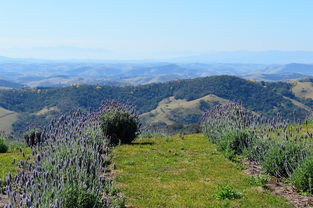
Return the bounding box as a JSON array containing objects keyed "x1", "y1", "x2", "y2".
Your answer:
[
  {"x1": 62, "y1": 184, "x2": 104, "y2": 208},
  {"x1": 24, "y1": 128, "x2": 44, "y2": 146},
  {"x1": 216, "y1": 129, "x2": 255, "y2": 160},
  {"x1": 100, "y1": 105, "x2": 140, "y2": 145},
  {"x1": 0, "y1": 136, "x2": 8, "y2": 153},
  {"x1": 291, "y1": 157, "x2": 313, "y2": 193},
  {"x1": 261, "y1": 140, "x2": 311, "y2": 178},
  {"x1": 213, "y1": 184, "x2": 243, "y2": 200}
]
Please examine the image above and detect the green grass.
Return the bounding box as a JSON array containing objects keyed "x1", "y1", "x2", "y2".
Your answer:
[
  {"x1": 0, "y1": 147, "x2": 31, "y2": 181},
  {"x1": 113, "y1": 134, "x2": 292, "y2": 208}
]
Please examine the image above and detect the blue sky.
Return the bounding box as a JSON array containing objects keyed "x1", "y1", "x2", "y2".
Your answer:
[{"x1": 0, "y1": 0, "x2": 312, "y2": 59}]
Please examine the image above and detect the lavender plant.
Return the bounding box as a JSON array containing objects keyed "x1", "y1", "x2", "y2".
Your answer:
[
  {"x1": 4, "y1": 103, "x2": 125, "y2": 208},
  {"x1": 201, "y1": 103, "x2": 261, "y2": 159},
  {"x1": 201, "y1": 102, "x2": 313, "y2": 183}
]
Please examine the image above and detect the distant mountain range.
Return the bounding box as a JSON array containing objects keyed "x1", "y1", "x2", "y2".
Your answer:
[{"x1": 0, "y1": 55, "x2": 313, "y2": 88}]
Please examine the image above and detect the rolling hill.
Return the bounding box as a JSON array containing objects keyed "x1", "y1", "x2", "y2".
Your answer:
[
  {"x1": 0, "y1": 75, "x2": 311, "y2": 136},
  {"x1": 141, "y1": 95, "x2": 228, "y2": 126},
  {"x1": 1, "y1": 59, "x2": 313, "y2": 88}
]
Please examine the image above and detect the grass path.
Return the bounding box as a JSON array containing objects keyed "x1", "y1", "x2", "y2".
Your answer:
[{"x1": 113, "y1": 134, "x2": 292, "y2": 208}]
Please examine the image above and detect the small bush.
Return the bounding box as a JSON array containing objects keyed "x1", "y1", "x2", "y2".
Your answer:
[
  {"x1": 24, "y1": 128, "x2": 44, "y2": 146},
  {"x1": 291, "y1": 157, "x2": 313, "y2": 193},
  {"x1": 214, "y1": 184, "x2": 243, "y2": 200},
  {"x1": 100, "y1": 101, "x2": 140, "y2": 145},
  {"x1": 0, "y1": 136, "x2": 8, "y2": 153},
  {"x1": 261, "y1": 140, "x2": 311, "y2": 178}
]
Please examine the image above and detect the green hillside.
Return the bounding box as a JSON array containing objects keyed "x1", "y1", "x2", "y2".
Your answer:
[
  {"x1": 141, "y1": 94, "x2": 228, "y2": 125},
  {"x1": 0, "y1": 75, "x2": 310, "y2": 135}
]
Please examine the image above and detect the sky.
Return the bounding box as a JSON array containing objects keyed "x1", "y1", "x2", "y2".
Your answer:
[{"x1": 0, "y1": 0, "x2": 313, "y2": 60}]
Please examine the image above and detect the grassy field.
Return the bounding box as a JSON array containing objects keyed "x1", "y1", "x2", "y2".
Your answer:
[
  {"x1": 0, "y1": 107, "x2": 18, "y2": 133},
  {"x1": 0, "y1": 147, "x2": 30, "y2": 181},
  {"x1": 113, "y1": 134, "x2": 291, "y2": 208}
]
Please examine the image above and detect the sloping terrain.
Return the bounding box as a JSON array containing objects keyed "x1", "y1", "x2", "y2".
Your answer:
[
  {"x1": 141, "y1": 95, "x2": 228, "y2": 125},
  {"x1": 0, "y1": 107, "x2": 18, "y2": 133},
  {"x1": 113, "y1": 134, "x2": 291, "y2": 208},
  {"x1": 292, "y1": 79, "x2": 313, "y2": 100}
]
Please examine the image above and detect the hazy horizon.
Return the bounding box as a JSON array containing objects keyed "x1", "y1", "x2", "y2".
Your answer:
[{"x1": 1, "y1": 0, "x2": 313, "y2": 60}]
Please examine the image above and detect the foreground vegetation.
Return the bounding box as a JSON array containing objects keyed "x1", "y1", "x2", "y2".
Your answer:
[
  {"x1": 202, "y1": 102, "x2": 313, "y2": 194},
  {"x1": 0, "y1": 101, "x2": 141, "y2": 207},
  {"x1": 113, "y1": 134, "x2": 291, "y2": 208},
  {"x1": 1, "y1": 98, "x2": 312, "y2": 207}
]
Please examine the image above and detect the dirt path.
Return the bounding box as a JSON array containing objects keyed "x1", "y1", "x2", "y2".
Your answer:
[{"x1": 243, "y1": 160, "x2": 313, "y2": 208}]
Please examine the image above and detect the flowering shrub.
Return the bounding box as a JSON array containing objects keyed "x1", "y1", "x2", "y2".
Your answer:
[
  {"x1": 217, "y1": 129, "x2": 255, "y2": 160},
  {"x1": 201, "y1": 103, "x2": 260, "y2": 158},
  {"x1": 99, "y1": 101, "x2": 140, "y2": 145},
  {"x1": 202, "y1": 102, "x2": 313, "y2": 191},
  {"x1": 4, "y1": 102, "x2": 125, "y2": 207},
  {"x1": 261, "y1": 140, "x2": 311, "y2": 178}
]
